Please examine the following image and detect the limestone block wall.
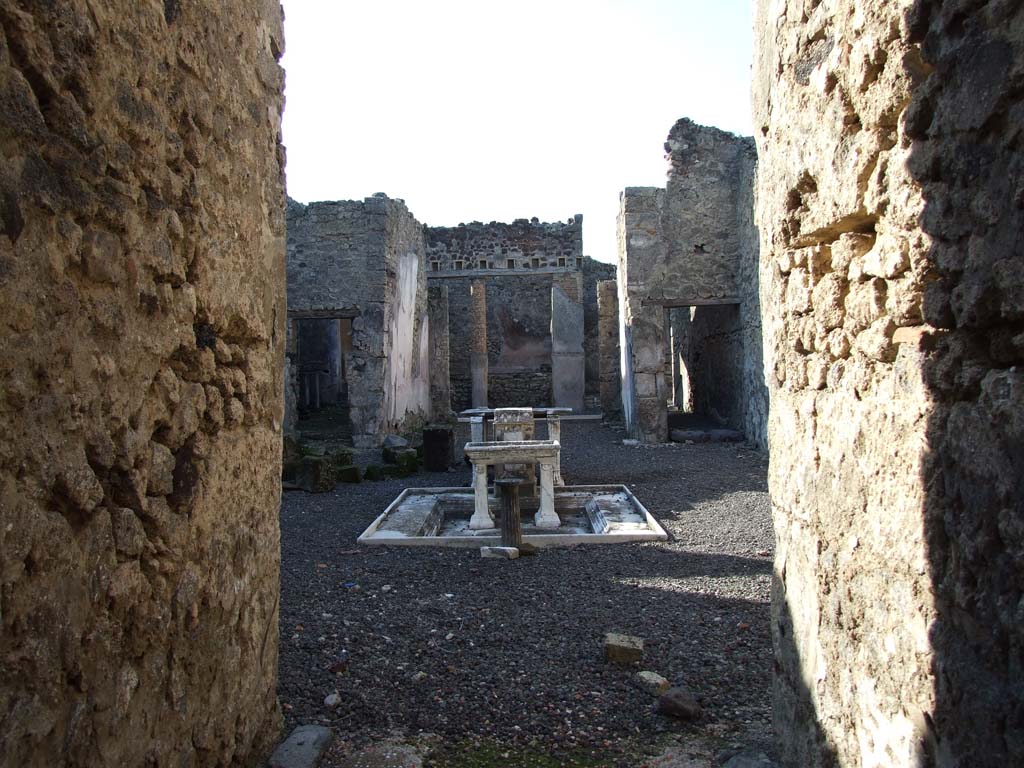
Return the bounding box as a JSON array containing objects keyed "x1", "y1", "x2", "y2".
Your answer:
[
  {"x1": 286, "y1": 195, "x2": 429, "y2": 445},
  {"x1": 618, "y1": 120, "x2": 766, "y2": 445},
  {"x1": 0, "y1": 1, "x2": 285, "y2": 764},
  {"x1": 754, "y1": 0, "x2": 1023, "y2": 765}
]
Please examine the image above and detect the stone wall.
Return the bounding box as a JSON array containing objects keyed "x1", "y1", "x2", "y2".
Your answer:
[
  {"x1": 754, "y1": 1, "x2": 1023, "y2": 765},
  {"x1": 286, "y1": 195, "x2": 430, "y2": 445},
  {"x1": 582, "y1": 257, "x2": 617, "y2": 399},
  {"x1": 597, "y1": 280, "x2": 622, "y2": 417},
  {"x1": 0, "y1": 1, "x2": 285, "y2": 764},
  {"x1": 617, "y1": 120, "x2": 766, "y2": 446},
  {"x1": 444, "y1": 272, "x2": 557, "y2": 410},
  {"x1": 426, "y1": 216, "x2": 582, "y2": 273},
  {"x1": 427, "y1": 218, "x2": 597, "y2": 411},
  {"x1": 427, "y1": 284, "x2": 452, "y2": 421}
]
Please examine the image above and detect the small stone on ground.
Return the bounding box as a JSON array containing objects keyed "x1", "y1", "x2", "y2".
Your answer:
[
  {"x1": 268, "y1": 725, "x2": 334, "y2": 768},
  {"x1": 657, "y1": 687, "x2": 703, "y2": 720},
  {"x1": 480, "y1": 546, "x2": 519, "y2": 559},
  {"x1": 635, "y1": 670, "x2": 671, "y2": 695}
]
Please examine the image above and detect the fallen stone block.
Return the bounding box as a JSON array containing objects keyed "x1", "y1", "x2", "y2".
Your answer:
[
  {"x1": 657, "y1": 687, "x2": 703, "y2": 720},
  {"x1": 634, "y1": 670, "x2": 671, "y2": 696},
  {"x1": 480, "y1": 546, "x2": 519, "y2": 559},
  {"x1": 268, "y1": 725, "x2": 334, "y2": 768},
  {"x1": 336, "y1": 464, "x2": 362, "y2": 483},
  {"x1": 295, "y1": 457, "x2": 337, "y2": 493},
  {"x1": 394, "y1": 448, "x2": 419, "y2": 475},
  {"x1": 604, "y1": 632, "x2": 644, "y2": 664}
]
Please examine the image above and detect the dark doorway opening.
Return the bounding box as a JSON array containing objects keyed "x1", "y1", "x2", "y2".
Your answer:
[
  {"x1": 294, "y1": 316, "x2": 354, "y2": 444},
  {"x1": 666, "y1": 303, "x2": 744, "y2": 434}
]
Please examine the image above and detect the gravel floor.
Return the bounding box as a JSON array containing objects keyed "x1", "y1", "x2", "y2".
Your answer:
[{"x1": 277, "y1": 421, "x2": 774, "y2": 767}]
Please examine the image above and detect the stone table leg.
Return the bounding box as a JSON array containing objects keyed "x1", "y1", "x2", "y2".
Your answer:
[
  {"x1": 534, "y1": 461, "x2": 560, "y2": 529},
  {"x1": 547, "y1": 416, "x2": 564, "y2": 486},
  {"x1": 469, "y1": 462, "x2": 494, "y2": 530}
]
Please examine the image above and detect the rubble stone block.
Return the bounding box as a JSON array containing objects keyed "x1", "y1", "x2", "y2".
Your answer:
[{"x1": 603, "y1": 632, "x2": 644, "y2": 664}]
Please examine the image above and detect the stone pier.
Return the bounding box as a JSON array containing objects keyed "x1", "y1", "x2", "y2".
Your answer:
[
  {"x1": 597, "y1": 280, "x2": 622, "y2": 418},
  {"x1": 428, "y1": 284, "x2": 452, "y2": 421},
  {"x1": 469, "y1": 279, "x2": 489, "y2": 408},
  {"x1": 551, "y1": 273, "x2": 585, "y2": 411}
]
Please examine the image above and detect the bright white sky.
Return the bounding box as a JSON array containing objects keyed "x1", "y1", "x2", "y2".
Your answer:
[{"x1": 281, "y1": 0, "x2": 753, "y2": 264}]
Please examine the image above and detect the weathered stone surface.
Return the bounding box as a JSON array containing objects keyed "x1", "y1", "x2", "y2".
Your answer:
[
  {"x1": 427, "y1": 219, "x2": 609, "y2": 411},
  {"x1": 657, "y1": 688, "x2": 703, "y2": 720},
  {"x1": 480, "y1": 546, "x2": 519, "y2": 560},
  {"x1": 597, "y1": 280, "x2": 622, "y2": 417},
  {"x1": 285, "y1": 195, "x2": 430, "y2": 447},
  {"x1": 754, "y1": 1, "x2": 1024, "y2": 765},
  {"x1": 617, "y1": 121, "x2": 766, "y2": 446},
  {"x1": 0, "y1": 1, "x2": 285, "y2": 764},
  {"x1": 551, "y1": 274, "x2": 586, "y2": 411},
  {"x1": 268, "y1": 725, "x2": 334, "y2": 768},
  {"x1": 603, "y1": 632, "x2": 644, "y2": 664},
  {"x1": 296, "y1": 457, "x2": 338, "y2": 493},
  {"x1": 427, "y1": 284, "x2": 452, "y2": 420},
  {"x1": 634, "y1": 671, "x2": 671, "y2": 696}
]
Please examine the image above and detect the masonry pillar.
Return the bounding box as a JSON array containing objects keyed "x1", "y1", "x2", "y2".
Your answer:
[
  {"x1": 597, "y1": 280, "x2": 622, "y2": 418},
  {"x1": 469, "y1": 279, "x2": 488, "y2": 408},
  {"x1": 551, "y1": 273, "x2": 585, "y2": 411},
  {"x1": 428, "y1": 284, "x2": 452, "y2": 421}
]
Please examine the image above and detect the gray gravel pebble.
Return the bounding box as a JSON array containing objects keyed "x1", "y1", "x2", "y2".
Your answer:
[{"x1": 278, "y1": 421, "x2": 775, "y2": 765}]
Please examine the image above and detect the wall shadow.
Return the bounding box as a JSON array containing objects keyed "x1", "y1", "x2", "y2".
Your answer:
[{"x1": 909, "y1": 1, "x2": 1024, "y2": 764}]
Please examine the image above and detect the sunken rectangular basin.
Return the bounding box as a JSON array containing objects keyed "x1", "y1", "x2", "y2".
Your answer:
[{"x1": 357, "y1": 485, "x2": 668, "y2": 547}]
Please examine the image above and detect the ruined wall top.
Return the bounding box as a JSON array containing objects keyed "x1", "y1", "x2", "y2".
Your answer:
[
  {"x1": 286, "y1": 193, "x2": 422, "y2": 314},
  {"x1": 664, "y1": 118, "x2": 756, "y2": 179},
  {"x1": 425, "y1": 215, "x2": 584, "y2": 276}
]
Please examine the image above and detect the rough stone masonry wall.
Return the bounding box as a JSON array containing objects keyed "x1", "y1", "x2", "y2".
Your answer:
[
  {"x1": 425, "y1": 216, "x2": 582, "y2": 272},
  {"x1": 447, "y1": 273, "x2": 555, "y2": 410},
  {"x1": 582, "y1": 257, "x2": 616, "y2": 400},
  {"x1": 286, "y1": 195, "x2": 429, "y2": 445},
  {"x1": 0, "y1": 2, "x2": 285, "y2": 765},
  {"x1": 618, "y1": 119, "x2": 765, "y2": 444},
  {"x1": 754, "y1": 1, "x2": 1023, "y2": 766}
]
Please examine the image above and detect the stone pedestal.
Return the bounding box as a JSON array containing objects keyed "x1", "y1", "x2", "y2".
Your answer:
[
  {"x1": 493, "y1": 408, "x2": 536, "y2": 488},
  {"x1": 551, "y1": 279, "x2": 585, "y2": 412},
  {"x1": 469, "y1": 279, "x2": 488, "y2": 408}
]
